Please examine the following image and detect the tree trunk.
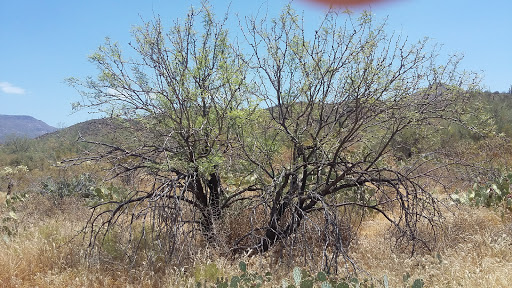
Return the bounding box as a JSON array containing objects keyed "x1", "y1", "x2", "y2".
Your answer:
[{"x1": 207, "y1": 168, "x2": 222, "y2": 220}]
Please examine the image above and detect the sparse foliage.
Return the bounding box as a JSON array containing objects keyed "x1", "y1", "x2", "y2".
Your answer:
[
  {"x1": 451, "y1": 171, "x2": 512, "y2": 213},
  {"x1": 68, "y1": 3, "x2": 481, "y2": 270}
]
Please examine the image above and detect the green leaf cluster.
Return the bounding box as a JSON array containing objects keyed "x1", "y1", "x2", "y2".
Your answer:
[
  {"x1": 194, "y1": 261, "x2": 270, "y2": 288},
  {"x1": 38, "y1": 173, "x2": 130, "y2": 206},
  {"x1": 193, "y1": 262, "x2": 425, "y2": 288},
  {"x1": 1, "y1": 192, "x2": 27, "y2": 241},
  {"x1": 451, "y1": 172, "x2": 512, "y2": 213}
]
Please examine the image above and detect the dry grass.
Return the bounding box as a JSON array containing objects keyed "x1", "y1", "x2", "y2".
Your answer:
[
  {"x1": 0, "y1": 194, "x2": 184, "y2": 287},
  {"x1": 351, "y1": 205, "x2": 512, "y2": 287},
  {"x1": 0, "y1": 192, "x2": 511, "y2": 287}
]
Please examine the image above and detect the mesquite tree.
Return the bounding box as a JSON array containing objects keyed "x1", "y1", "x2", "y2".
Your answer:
[{"x1": 68, "y1": 4, "x2": 479, "y2": 270}]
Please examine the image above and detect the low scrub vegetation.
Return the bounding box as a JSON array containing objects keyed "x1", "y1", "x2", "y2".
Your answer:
[{"x1": 0, "y1": 187, "x2": 511, "y2": 287}]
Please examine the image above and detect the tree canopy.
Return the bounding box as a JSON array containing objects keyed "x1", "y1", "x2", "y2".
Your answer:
[{"x1": 68, "y1": 3, "x2": 481, "y2": 271}]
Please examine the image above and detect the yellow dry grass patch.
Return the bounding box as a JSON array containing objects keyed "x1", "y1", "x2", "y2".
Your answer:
[
  {"x1": 0, "y1": 191, "x2": 6, "y2": 204},
  {"x1": 0, "y1": 194, "x2": 177, "y2": 288},
  {"x1": 351, "y1": 206, "x2": 512, "y2": 287},
  {"x1": 1, "y1": 192, "x2": 511, "y2": 287}
]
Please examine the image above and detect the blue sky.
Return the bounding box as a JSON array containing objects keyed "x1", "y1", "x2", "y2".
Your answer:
[{"x1": 1, "y1": 0, "x2": 511, "y2": 127}]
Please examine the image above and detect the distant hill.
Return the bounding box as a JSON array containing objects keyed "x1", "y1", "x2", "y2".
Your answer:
[
  {"x1": 35, "y1": 117, "x2": 142, "y2": 150},
  {"x1": 0, "y1": 117, "x2": 128, "y2": 169},
  {"x1": 39, "y1": 117, "x2": 138, "y2": 142},
  {"x1": 0, "y1": 115, "x2": 58, "y2": 143}
]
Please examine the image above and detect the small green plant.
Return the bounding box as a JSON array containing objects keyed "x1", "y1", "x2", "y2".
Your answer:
[
  {"x1": 39, "y1": 173, "x2": 129, "y2": 205},
  {"x1": 0, "y1": 165, "x2": 29, "y2": 241},
  {"x1": 451, "y1": 172, "x2": 512, "y2": 212},
  {"x1": 88, "y1": 184, "x2": 129, "y2": 205},
  {"x1": 195, "y1": 261, "x2": 270, "y2": 288},
  {"x1": 402, "y1": 272, "x2": 425, "y2": 288},
  {"x1": 1, "y1": 192, "x2": 27, "y2": 241},
  {"x1": 411, "y1": 279, "x2": 425, "y2": 288},
  {"x1": 193, "y1": 262, "x2": 424, "y2": 288},
  {"x1": 40, "y1": 173, "x2": 98, "y2": 199}
]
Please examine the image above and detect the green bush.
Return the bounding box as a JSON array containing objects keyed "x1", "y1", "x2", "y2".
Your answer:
[
  {"x1": 1, "y1": 192, "x2": 27, "y2": 241},
  {"x1": 451, "y1": 172, "x2": 512, "y2": 213},
  {"x1": 194, "y1": 261, "x2": 424, "y2": 288},
  {"x1": 39, "y1": 173, "x2": 131, "y2": 206},
  {"x1": 40, "y1": 173, "x2": 98, "y2": 199}
]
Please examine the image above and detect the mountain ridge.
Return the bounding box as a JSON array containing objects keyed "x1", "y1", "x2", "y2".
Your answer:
[{"x1": 0, "y1": 114, "x2": 58, "y2": 143}]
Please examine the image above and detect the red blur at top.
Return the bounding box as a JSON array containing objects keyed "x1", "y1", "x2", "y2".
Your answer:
[{"x1": 303, "y1": 0, "x2": 392, "y2": 7}]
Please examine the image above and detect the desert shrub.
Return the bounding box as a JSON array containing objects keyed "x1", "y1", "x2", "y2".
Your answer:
[
  {"x1": 40, "y1": 173, "x2": 98, "y2": 199},
  {"x1": 67, "y1": 2, "x2": 483, "y2": 272},
  {"x1": 192, "y1": 261, "x2": 425, "y2": 288},
  {"x1": 450, "y1": 171, "x2": 512, "y2": 213},
  {"x1": 0, "y1": 192, "x2": 28, "y2": 241}
]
